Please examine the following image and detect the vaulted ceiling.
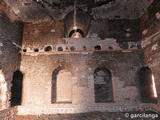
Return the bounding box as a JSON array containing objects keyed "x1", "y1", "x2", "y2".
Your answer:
[{"x1": 1, "y1": 0, "x2": 154, "y2": 22}]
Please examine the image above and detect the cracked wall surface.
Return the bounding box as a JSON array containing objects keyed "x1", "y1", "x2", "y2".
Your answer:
[
  {"x1": 0, "y1": 13, "x2": 23, "y2": 110},
  {"x1": 0, "y1": 0, "x2": 160, "y2": 116},
  {"x1": 141, "y1": 0, "x2": 160, "y2": 112}
]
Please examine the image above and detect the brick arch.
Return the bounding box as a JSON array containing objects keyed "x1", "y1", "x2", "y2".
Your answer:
[
  {"x1": 94, "y1": 67, "x2": 113, "y2": 103},
  {"x1": 138, "y1": 66, "x2": 158, "y2": 103},
  {"x1": 52, "y1": 66, "x2": 72, "y2": 103}
]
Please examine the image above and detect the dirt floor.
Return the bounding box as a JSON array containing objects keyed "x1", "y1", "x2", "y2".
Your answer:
[{"x1": 10, "y1": 111, "x2": 160, "y2": 120}]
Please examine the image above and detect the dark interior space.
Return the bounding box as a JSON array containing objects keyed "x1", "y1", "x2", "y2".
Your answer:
[
  {"x1": 94, "y1": 45, "x2": 101, "y2": 50},
  {"x1": 69, "y1": 29, "x2": 84, "y2": 38},
  {"x1": 0, "y1": 0, "x2": 160, "y2": 119},
  {"x1": 94, "y1": 67, "x2": 113, "y2": 103},
  {"x1": 10, "y1": 70, "x2": 23, "y2": 107},
  {"x1": 51, "y1": 67, "x2": 63, "y2": 103},
  {"x1": 138, "y1": 67, "x2": 157, "y2": 103},
  {"x1": 44, "y1": 46, "x2": 52, "y2": 52}
]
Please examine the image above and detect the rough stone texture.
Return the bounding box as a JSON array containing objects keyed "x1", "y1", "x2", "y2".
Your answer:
[
  {"x1": 141, "y1": 0, "x2": 160, "y2": 112},
  {"x1": 0, "y1": 13, "x2": 23, "y2": 109},
  {"x1": 19, "y1": 51, "x2": 145, "y2": 114},
  {"x1": 140, "y1": 0, "x2": 160, "y2": 38},
  {"x1": 88, "y1": 19, "x2": 141, "y2": 42},
  {"x1": 17, "y1": 16, "x2": 160, "y2": 115},
  {"x1": 142, "y1": 35, "x2": 160, "y2": 112},
  {"x1": 2, "y1": 0, "x2": 154, "y2": 22},
  {"x1": 10, "y1": 111, "x2": 160, "y2": 120},
  {"x1": 22, "y1": 19, "x2": 64, "y2": 50},
  {"x1": 0, "y1": 0, "x2": 160, "y2": 117},
  {"x1": 0, "y1": 1, "x2": 18, "y2": 22},
  {"x1": 22, "y1": 19, "x2": 141, "y2": 53},
  {"x1": 0, "y1": 107, "x2": 17, "y2": 120}
]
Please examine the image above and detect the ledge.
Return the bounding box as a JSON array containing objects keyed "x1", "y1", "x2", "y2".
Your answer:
[{"x1": 21, "y1": 49, "x2": 143, "y2": 55}]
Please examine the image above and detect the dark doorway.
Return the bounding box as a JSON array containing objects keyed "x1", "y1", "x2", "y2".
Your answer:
[
  {"x1": 11, "y1": 70, "x2": 23, "y2": 106},
  {"x1": 94, "y1": 67, "x2": 113, "y2": 103},
  {"x1": 138, "y1": 67, "x2": 157, "y2": 103}
]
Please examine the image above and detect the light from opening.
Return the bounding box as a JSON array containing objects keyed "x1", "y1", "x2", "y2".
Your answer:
[
  {"x1": 152, "y1": 75, "x2": 158, "y2": 98},
  {"x1": 0, "y1": 73, "x2": 5, "y2": 82},
  {"x1": 72, "y1": 26, "x2": 81, "y2": 38},
  {"x1": 73, "y1": 26, "x2": 77, "y2": 30},
  {"x1": 72, "y1": 32, "x2": 82, "y2": 38},
  {"x1": 0, "y1": 71, "x2": 7, "y2": 109}
]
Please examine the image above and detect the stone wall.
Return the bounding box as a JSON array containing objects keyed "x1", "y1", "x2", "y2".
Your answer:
[
  {"x1": 18, "y1": 18, "x2": 151, "y2": 114},
  {"x1": 0, "y1": 13, "x2": 23, "y2": 110},
  {"x1": 19, "y1": 51, "x2": 145, "y2": 114},
  {"x1": 88, "y1": 19, "x2": 141, "y2": 43},
  {"x1": 22, "y1": 19, "x2": 64, "y2": 50},
  {"x1": 0, "y1": 107, "x2": 17, "y2": 120},
  {"x1": 141, "y1": 0, "x2": 160, "y2": 112},
  {"x1": 22, "y1": 19, "x2": 141, "y2": 53},
  {"x1": 142, "y1": 34, "x2": 160, "y2": 112}
]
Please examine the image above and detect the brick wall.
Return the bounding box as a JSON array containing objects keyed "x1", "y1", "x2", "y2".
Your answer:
[
  {"x1": 18, "y1": 18, "x2": 150, "y2": 114},
  {"x1": 19, "y1": 51, "x2": 145, "y2": 114}
]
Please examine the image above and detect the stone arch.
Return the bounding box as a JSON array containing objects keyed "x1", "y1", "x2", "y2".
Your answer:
[
  {"x1": 138, "y1": 67, "x2": 158, "y2": 103},
  {"x1": 10, "y1": 70, "x2": 23, "y2": 106},
  {"x1": 94, "y1": 67, "x2": 113, "y2": 103},
  {"x1": 52, "y1": 67, "x2": 72, "y2": 103},
  {"x1": 0, "y1": 70, "x2": 7, "y2": 110}
]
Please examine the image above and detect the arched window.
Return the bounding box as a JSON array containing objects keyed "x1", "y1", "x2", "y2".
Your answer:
[
  {"x1": 0, "y1": 70, "x2": 7, "y2": 110},
  {"x1": 94, "y1": 67, "x2": 113, "y2": 103},
  {"x1": 138, "y1": 67, "x2": 158, "y2": 103},
  {"x1": 52, "y1": 67, "x2": 72, "y2": 103},
  {"x1": 10, "y1": 70, "x2": 23, "y2": 106}
]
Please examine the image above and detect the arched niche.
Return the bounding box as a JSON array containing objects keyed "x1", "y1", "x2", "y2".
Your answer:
[
  {"x1": 10, "y1": 70, "x2": 23, "y2": 107},
  {"x1": 94, "y1": 67, "x2": 113, "y2": 103},
  {"x1": 52, "y1": 67, "x2": 72, "y2": 103},
  {"x1": 138, "y1": 67, "x2": 158, "y2": 103}
]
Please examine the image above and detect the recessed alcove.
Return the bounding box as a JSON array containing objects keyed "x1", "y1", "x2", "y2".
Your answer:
[
  {"x1": 10, "y1": 70, "x2": 23, "y2": 107},
  {"x1": 94, "y1": 67, "x2": 113, "y2": 103},
  {"x1": 70, "y1": 46, "x2": 76, "y2": 51},
  {"x1": 23, "y1": 49, "x2": 27, "y2": 52},
  {"x1": 57, "y1": 47, "x2": 63, "y2": 51},
  {"x1": 44, "y1": 46, "x2": 52, "y2": 52},
  {"x1": 94, "y1": 45, "x2": 101, "y2": 50},
  {"x1": 0, "y1": 0, "x2": 160, "y2": 117},
  {"x1": 138, "y1": 67, "x2": 158, "y2": 103},
  {"x1": 52, "y1": 67, "x2": 72, "y2": 103},
  {"x1": 34, "y1": 48, "x2": 39, "y2": 52}
]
